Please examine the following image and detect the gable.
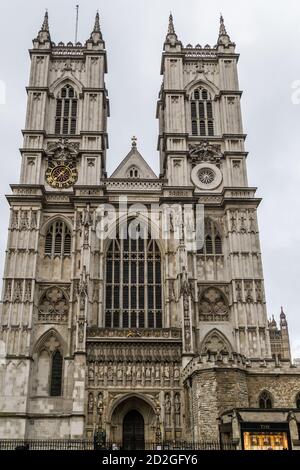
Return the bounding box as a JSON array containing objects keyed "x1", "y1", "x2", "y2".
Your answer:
[{"x1": 110, "y1": 147, "x2": 157, "y2": 179}]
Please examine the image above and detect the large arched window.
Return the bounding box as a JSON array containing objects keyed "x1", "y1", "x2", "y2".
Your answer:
[
  {"x1": 259, "y1": 390, "x2": 273, "y2": 409},
  {"x1": 54, "y1": 85, "x2": 78, "y2": 135},
  {"x1": 296, "y1": 392, "x2": 300, "y2": 409},
  {"x1": 34, "y1": 332, "x2": 64, "y2": 397},
  {"x1": 45, "y1": 220, "x2": 71, "y2": 257},
  {"x1": 198, "y1": 218, "x2": 222, "y2": 255},
  {"x1": 190, "y1": 87, "x2": 214, "y2": 137},
  {"x1": 105, "y1": 222, "x2": 162, "y2": 329}
]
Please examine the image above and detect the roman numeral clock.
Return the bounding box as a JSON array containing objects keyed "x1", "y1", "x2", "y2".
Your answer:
[{"x1": 45, "y1": 139, "x2": 79, "y2": 189}]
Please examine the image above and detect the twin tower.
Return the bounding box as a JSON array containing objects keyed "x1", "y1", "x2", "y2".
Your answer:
[{"x1": 0, "y1": 11, "x2": 299, "y2": 450}]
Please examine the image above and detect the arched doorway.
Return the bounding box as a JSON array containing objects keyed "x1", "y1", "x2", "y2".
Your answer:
[
  {"x1": 109, "y1": 395, "x2": 156, "y2": 446},
  {"x1": 123, "y1": 410, "x2": 145, "y2": 450}
]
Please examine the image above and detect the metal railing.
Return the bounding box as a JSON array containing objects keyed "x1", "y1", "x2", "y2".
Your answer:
[{"x1": 0, "y1": 439, "x2": 236, "y2": 451}]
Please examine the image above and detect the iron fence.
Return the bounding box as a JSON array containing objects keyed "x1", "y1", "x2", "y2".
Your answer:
[
  {"x1": 0, "y1": 439, "x2": 236, "y2": 451},
  {"x1": 0, "y1": 439, "x2": 94, "y2": 450}
]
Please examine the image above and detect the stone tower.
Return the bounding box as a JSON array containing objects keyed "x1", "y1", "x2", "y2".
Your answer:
[
  {"x1": 0, "y1": 11, "x2": 109, "y2": 438},
  {"x1": 0, "y1": 12, "x2": 299, "y2": 449}
]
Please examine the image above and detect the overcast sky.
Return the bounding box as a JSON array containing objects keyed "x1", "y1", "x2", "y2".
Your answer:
[{"x1": 0, "y1": 0, "x2": 300, "y2": 357}]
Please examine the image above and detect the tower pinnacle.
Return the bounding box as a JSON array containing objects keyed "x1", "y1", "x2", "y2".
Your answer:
[
  {"x1": 280, "y1": 306, "x2": 287, "y2": 326},
  {"x1": 168, "y1": 13, "x2": 175, "y2": 35},
  {"x1": 165, "y1": 12, "x2": 180, "y2": 47},
  {"x1": 93, "y1": 11, "x2": 101, "y2": 33},
  {"x1": 41, "y1": 10, "x2": 49, "y2": 31},
  {"x1": 35, "y1": 10, "x2": 51, "y2": 43},
  {"x1": 219, "y1": 14, "x2": 227, "y2": 36},
  {"x1": 217, "y1": 13, "x2": 234, "y2": 47},
  {"x1": 89, "y1": 11, "x2": 103, "y2": 44}
]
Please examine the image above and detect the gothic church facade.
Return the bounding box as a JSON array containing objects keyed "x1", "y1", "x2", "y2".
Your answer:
[{"x1": 0, "y1": 11, "x2": 300, "y2": 450}]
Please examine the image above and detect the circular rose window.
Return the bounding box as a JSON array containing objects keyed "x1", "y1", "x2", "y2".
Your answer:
[
  {"x1": 191, "y1": 163, "x2": 222, "y2": 190},
  {"x1": 198, "y1": 168, "x2": 215, "y2": 185}
]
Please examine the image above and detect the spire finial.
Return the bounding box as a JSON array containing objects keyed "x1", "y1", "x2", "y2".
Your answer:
[
  {"x1": 41, "y1": 10, "x2": 49, "y2": 32},
  {"x1": 35, "y1": 9, "x2": 51, "y2": 44},
  {"x1": 131, "y1": 136, "x2": 137, "y2": 148},
  {"x1": 93, "y1": 11, "x2": 101, "y2": 33},
  {"x1": 168, "y1": 12, "x2": 175, "y2": 35},
  {"x1": 219, "y1": 13, "x2": 227, "y2": 36},
  {"x1": 280, "y1": 306, "x2": 286, "y2": 318},
  {"x1": 217, "y1": 13, "x2": 233, "y2": 46},
  {"x1": 89, "y1": 10, "x2": 103, "y2": 43}
]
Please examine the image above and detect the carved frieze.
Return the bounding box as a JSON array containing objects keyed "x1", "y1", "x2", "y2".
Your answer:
[
  {"x1": 86, "y1": 341, "x2": 181, "y2": 363},
  {"x1": 86, "y1": 358, "x2": 181, "y2": 388},
  {"x1": 86, "y1": 327, "x2": 181, "y2": 339}
]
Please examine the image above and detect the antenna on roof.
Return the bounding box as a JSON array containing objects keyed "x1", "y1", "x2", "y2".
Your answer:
[{"x1": 75, "y1": 5, "x2": 79, "y2": 43}]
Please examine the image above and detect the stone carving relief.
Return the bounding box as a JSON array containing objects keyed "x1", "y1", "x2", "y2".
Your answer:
[
  {"x1": 255, "y1": 280, "x2": 263, "y2": 303},
  {"x1": 201, "y1": 330, "x2": 231, "y2": 356},
  {"x1": 228, "y1": 209, "x2": 259, "y2": 234},
  {"x1": 13, "y1": 280, "x2": 23, "y2": 302},
  {"x1": 4, "y1": 280, "x2": 12, "y2": 302},
  {"x1": 235, "y1": 281, "x2": 242, "y2": 302},
  {"x1": 24, "y1": 280, "x2": 32, "y2": 303},
  {"x1": 20, "y1": 211, "x2": 29, "y2": 230},
  {"x1": 244, "y1": 281, "x2": 253, "y2": 303},
  {"x1": 11, "y1": 210, "x2": 19, "y2": 229},
  {"x1": 87, "y1": 327, "x2": 181, "y2": 339},
  {"x1": 199, "y1": 287, "x2": 229, "y2": 321},
  {"x1": 188, "y1": 141, "x2": 222, "y2": 167},
  {"x1": 49, "y1": 59, "x2": 85, "y2": 73},
  {"x1": 38, "y1": 286, "x2": 69, "y2": 322},
  {"x1": 46, "y1": 138, "x2": 79, "y2": 164},
  {"x1": 86, "y1": 357, "x2": 181, "y2": 389}
]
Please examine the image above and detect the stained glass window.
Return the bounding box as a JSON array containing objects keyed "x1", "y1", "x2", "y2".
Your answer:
[{"x1": 105, "y1": 224, "x2": 162, "y2": 328}]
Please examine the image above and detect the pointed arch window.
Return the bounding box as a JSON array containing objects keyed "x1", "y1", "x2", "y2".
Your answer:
[
  {"x1": 190, "y1": 87, "x2": 214, "y2": 136},
  {"x1": 105, "y1": 222, "x2": 162, "y2": 329},
  {"x1": 50, "y1": 350, "x2": 63, "y2": 396},
  {"x1": 259, "y1": 390, "x2": 273, "y2": 409},
  {"x1": 127, "y1": 166, "x2": 140, "y2": 178},
  {"x1": 45, "y1": 221, "x2": 72, "y2": 257},
  {"x1": 35, "y1": 333, "x2": 64, "y2": 397},
  {"x1": 198, "y1": 219, "x2": 222, "y2": 255},
  {"x1": 55, "y1": 85, "x2": 78, "y2": 135}
]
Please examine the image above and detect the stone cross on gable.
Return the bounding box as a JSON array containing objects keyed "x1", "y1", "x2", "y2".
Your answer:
[{"x1": 131, "y1": 135, "x2": 137, "y2": 147}]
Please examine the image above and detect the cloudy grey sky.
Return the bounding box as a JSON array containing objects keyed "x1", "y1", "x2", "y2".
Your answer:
[{"x1": 0, "y1": 0, "x2": 300, "y2": 356}]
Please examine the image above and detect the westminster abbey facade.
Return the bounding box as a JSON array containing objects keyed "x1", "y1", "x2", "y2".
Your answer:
[{"x1": 0, "y1": 11, "x2": 300, "y2": 450}]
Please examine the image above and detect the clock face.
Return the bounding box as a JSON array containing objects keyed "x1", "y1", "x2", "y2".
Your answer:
[{"x1": 45, "y1": 161, "x2": 78, "y2": 189}]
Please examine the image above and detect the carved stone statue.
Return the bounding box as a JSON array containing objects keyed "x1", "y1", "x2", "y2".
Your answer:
[
  {"x1": 97, "y1": 392, "x2": 103, "y2": 415},
  {"x1": 78, "y1": 266, "x2": 88, "y2": 311},
  {"x1": 88, "y1": 366, "x2": 94, "y2": 383},
  {"x1": 174, "y1": 393, "x2": 181, "y2": 427},
  {"x1": 117, "y1": 365, "x2": 123, "y2": 381},
  {"x1": 165, "y1": 393, "x2": 171, "y2": 427},
  {"x1": 88, "y1": 392, "x2": 94, "y2": 413}
]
